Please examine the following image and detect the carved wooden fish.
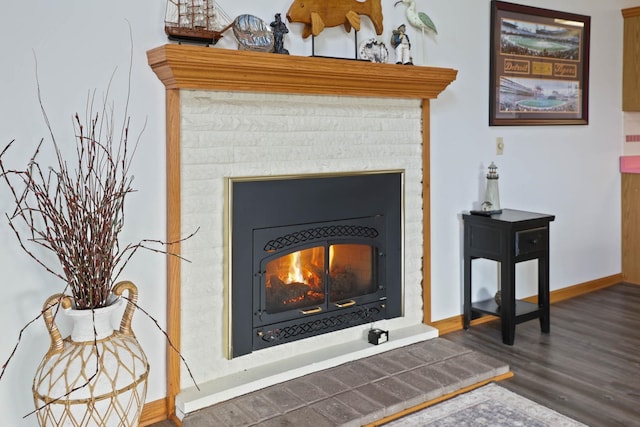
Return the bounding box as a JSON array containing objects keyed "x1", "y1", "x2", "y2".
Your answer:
[{"x1": 286, "y1": 0, "x2": 383, "y2": 38}]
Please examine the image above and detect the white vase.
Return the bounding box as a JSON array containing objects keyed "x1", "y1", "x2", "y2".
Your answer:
[{"x1": 32, "y1": 281, "x2": 149, "y2": 426}]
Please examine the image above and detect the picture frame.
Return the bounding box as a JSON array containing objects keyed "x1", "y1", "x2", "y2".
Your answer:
[{"x1": 489, "y1": 1, "x2": 591, "y2": 126}]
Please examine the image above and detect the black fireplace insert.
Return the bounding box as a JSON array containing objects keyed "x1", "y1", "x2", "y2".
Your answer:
[{"x1": 228, "y1": 171, "x2": 403, "y2": 358}]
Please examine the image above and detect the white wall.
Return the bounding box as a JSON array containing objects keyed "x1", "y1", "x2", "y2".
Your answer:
[{"x1": 0, "y1": 0, "x2": 636, "y2": 424}]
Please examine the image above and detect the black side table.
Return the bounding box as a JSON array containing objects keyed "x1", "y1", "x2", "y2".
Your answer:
[{"x1": 462, "y1": 209, "x2": 555, "y2": 345}]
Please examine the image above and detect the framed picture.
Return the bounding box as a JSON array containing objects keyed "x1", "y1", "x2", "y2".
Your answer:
[{"x1": 489, "y1": 1, "x2": 591, "y2": 126}]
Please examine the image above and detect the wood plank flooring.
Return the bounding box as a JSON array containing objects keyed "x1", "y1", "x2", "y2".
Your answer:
[
  {"x1": 151, "y1": 283, "x2": 640, "y2": 426},
  {"x1": 443, "y1": 282, "x2": 640, "y2": 427}
]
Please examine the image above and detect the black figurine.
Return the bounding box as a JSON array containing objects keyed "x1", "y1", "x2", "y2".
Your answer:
[{"x1": 270, "y1": 13, "x2": 289, "y2": 54}]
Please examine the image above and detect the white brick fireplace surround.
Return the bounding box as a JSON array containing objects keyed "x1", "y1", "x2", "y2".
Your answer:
[{"x1": 147, "y1": 44, "x2": 457, "y2": 421}]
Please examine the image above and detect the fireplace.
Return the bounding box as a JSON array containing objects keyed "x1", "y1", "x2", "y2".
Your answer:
[
  {"x1": 228, "y1": 172, "x2": 403, "y2": 357},
  {"x1": 146, "y1": 44, "x2": 457, "y2": 419}
]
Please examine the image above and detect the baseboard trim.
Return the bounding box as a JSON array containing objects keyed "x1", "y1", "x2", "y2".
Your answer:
[
  {"x1": 543, "y1": 273, "x2": 623, "y2": 303},
  {"x1": 139, "y1": 397, "x2": 170, "y2": 427},
  {"x1": 431, "y1": 273, "x2": 623, "y2": 335}
]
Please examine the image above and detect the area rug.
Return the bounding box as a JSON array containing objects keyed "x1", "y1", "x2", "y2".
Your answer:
[{"x1": 385, "y1": 383, "x2": 586, "y2": 427}]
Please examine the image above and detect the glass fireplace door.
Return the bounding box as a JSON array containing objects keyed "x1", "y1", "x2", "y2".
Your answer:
[
  {"x1": 263, "y1": 243, "x2": 377, "y2": 315},
  {"x1": 329, "y1": 244, "x2": 377, "y2": 304}
]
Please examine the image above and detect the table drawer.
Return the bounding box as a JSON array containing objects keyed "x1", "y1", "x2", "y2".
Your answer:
[{"x1": 516, "y1": 227, "x2": 547, "y2": 256}]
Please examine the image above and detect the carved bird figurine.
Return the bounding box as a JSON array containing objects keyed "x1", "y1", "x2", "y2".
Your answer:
[{"x1": 394, "y1": 0, "x2": 437, "y2": 36}]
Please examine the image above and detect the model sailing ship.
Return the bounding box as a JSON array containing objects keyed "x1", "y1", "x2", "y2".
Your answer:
[{"x1": 165, "y1": 0, "x2": 232, "y2": 45}]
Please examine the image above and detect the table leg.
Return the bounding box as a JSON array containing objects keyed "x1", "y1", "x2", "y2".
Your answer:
[
  {"x1": 500, "y1": 261, "x2": 516, "y2": 345},
  {"x1": 538, "y1": 255, "x2": 550, "y2": 333},
  {"x1": 463, "y1": 255, "x2": 472, "y2": 330}
]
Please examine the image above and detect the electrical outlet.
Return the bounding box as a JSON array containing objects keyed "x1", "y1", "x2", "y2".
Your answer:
[{"x1": 496, "y1": 137, "x2": 504, "y2": 155}]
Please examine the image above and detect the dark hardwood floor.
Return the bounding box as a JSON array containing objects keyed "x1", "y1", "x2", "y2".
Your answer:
[
  {"x1": 151, "y1": 283, "x2": 640, "y2": 427},
  {"x1": 444, "y1": 282, "x2": 640, "y2": 427}
]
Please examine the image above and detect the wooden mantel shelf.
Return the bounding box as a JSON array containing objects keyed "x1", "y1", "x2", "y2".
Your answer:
[{"x1": 147, "y1": 44, "x2": 457, "y2": 99}]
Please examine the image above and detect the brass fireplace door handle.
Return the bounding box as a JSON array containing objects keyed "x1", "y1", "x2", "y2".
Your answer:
[
  {"x1": 334, "y1": 300, "x2": 356, "y2": 308},
  {"x1": 300, "y1": 307, "x2": 323, "y2": 315}
]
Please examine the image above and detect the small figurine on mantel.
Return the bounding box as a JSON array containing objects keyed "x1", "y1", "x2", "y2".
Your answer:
[
  {"x1": 390, "y1": 24, "x2": 413, "y2": 65},
  {"x1": 394, "y1": 0, "x2": 438, "y2": 37},
  {"x1": 270, "y1": 13, "x2": 290, "y2": 54}
]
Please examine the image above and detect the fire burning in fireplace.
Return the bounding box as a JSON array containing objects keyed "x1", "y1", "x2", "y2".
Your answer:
[
  {"x1": 265, "y1": 244, "x2": 377, "y2": 314},
  {"x1": 266, "y1": 247, "x2": 324, "y2": 312}
]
